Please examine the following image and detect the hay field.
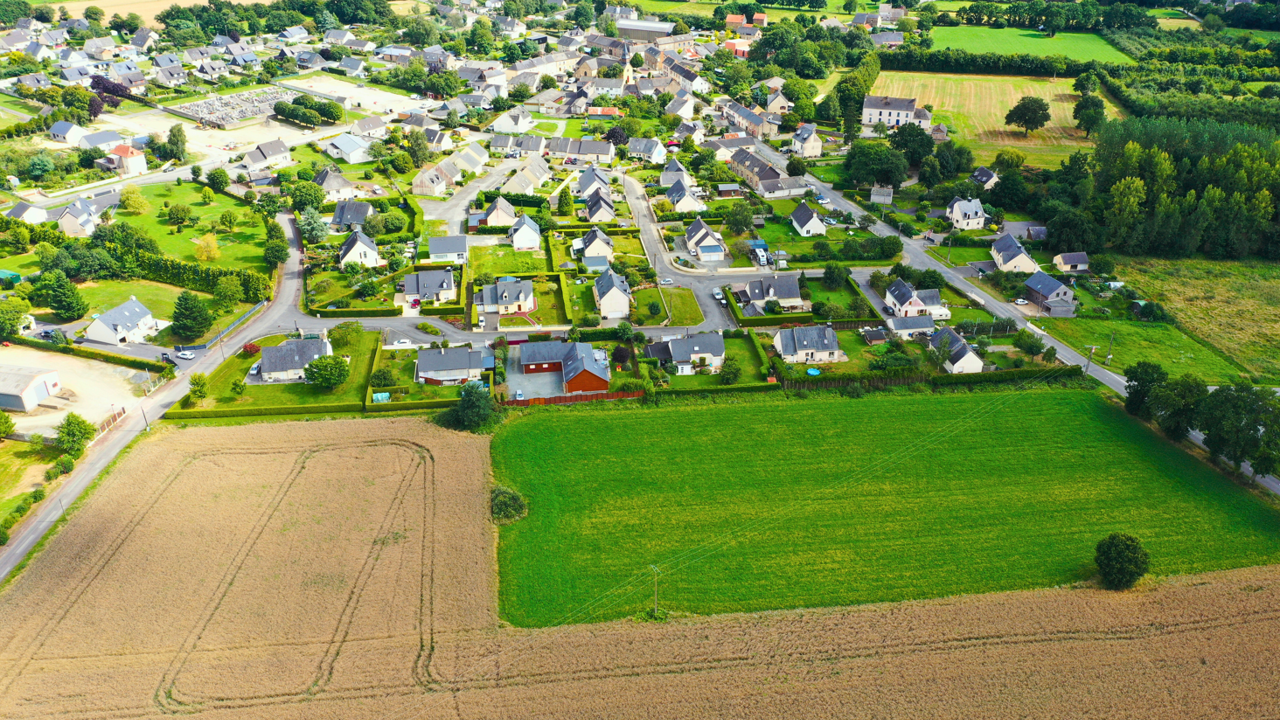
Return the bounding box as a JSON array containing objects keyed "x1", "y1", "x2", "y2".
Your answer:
[
  {"x1": 3, "y1": 418, "x2": 1280, "y2": 717},
  {"x1": 1117, "y1": 256, "x2": 1280, "y2": 380},
  {"x1": 871, "y1": 71, "x2": 1125, "y2": 167}
]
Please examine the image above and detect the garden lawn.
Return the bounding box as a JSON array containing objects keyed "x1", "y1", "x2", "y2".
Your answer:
[
  {"x1": 662, "y1": 287, "x2": 703, "y2": 326},
  {"x1": 927, "y1": 245, "x2": 994, "y2": 267},
  {"x1": 632, "y1": 287, "x2": 666, "y2": 324},
  {"x1": 1037, "y1": 318, "x2": 1244, "y2": 383},
  {"x1": 73, "y1": 279, "x2": 222, "y2": 321},
  {"x1": 120, "y1": 184, "x2": 270, "y2": 275},
  {"x1": 204, "y1": 331, "x2": 378, "y2": 407},
  {"x1": 930, "y1": 27, "x2": 1134, "y2": 63},
  {"x1": 493, "y1": 391, "x2": 1280, "y2": 627},
  {"x1": 375, "y1": 347, "x2": 462, "y2": 399},
  {"x1": 469, "y1": 245, "x2": 548, "y2": 276},
  {"x1": 871, "y1": 71, "x2": 1126, "y2": 168},
  {"x1": 0, "y1": 252, "x2": 40, "y2": 275},
  {"x1": 665, "y1": 336, "x2": 763, "y2": 388},
  {"x1": 529, "y1": 282, "x2": 569, "y2": 326}
]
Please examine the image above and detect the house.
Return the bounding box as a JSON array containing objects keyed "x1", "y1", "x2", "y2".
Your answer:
[
  {"x1": 79, "y1": 130, "x2": 124, "y2": 152},
  {"x1": 990, "y1": 233, "x2": 1038, "y2": 273},
  {"x1": 260, "y1": 338, "x2": 333, "y2": 382},
  {"x1": 686, "y1": 218, "x2": 726, "y2": 261},
  {"x1": 931, "y1": 326, "x2": 983, "y2": 374},
  {"x1": 1053, "y1": 252, "x2": 1090, "y2": 273},
  {"x1": 1024, "y1": 271, "x2": 1076, "y2": 317},
  {"x1": 500, "y1": 155, "x2": 553, "y2": 195},
  {"x1": 628, "y1": 137, "x2": 666, "y2": 164},
  {"x1": 38, "y1": 28, "x2": 68, "y2": 47},
  {"x1": 969, "y1": 166, "x2": 999, "y2": 190},
  {"x1": 95, "y1": 144, "x2": 147, "y2": 177},
  {"x1": 423, "y1": 127, "x2": 454, "y2": 152},
  {"x1": 659, "y1": 157, "x2": 692, "y2": 188},
  {"x1": 884, "y1": 278, "x2": 950, "y2": 320},
  {"x1": 870, "y1": 31, "x2": 905, "y2": 49},
  {"x1": 644, "y1": 333, "x2": 726, "y2": 374},
  {"x1": 666, "y1": 178, "x2": 704, "y2": 213},
  {"x1": 336, "y1": 229, "x2": 381, "y2": 267},
  {"x1": 731, "y1": 275, "x2": 803, "y2": 314},
  {"x1": 790, "y1": 202, "x2": 825, "y2": 237},
  {"x1": 295, "y1": 51, "x2": 326, "y2": 70},
  {"x1": 5, "y1": 201, "x2": 47, "y2": 224},
  {"x1": 14, "y1": 72, "x2": 49, "y2": 91},
  {"x1": 508, "y1": 214, "x2": 542, "y2": 251},
  {"x1": 433, "y1": 142, "x2": 488, "y2": 184},
  {"x1": 861, "y1": 95, "x2": 931, "y2": 128},
  {"x1": 480, "y1": 196, "x2": 518, "y2": 227},
  {"x1": 577, "y1": 167, "x2": 612, "y2": 199},
  {"x1": 312, "y1": 166, "x2": 362, "y2": 202},
  {"x1": 324, "y1": 133, "x2": 372, "y2": 164},
  {"x1": 195, "y1": 59, "x2": 230, "y2": 81},
  {"x1": 764, "y1": 91, "x2": 791, "y2": 115},
  {"x1": 428, "y1": 235, "x2": 468, "y2": 264},
  {"x1": 604, "y1": 5, "x2": 639, "y2": 21},
  {"x1": 579, "y1": 227, "x2": 614, "y2": 262},
  {"x1": 338, "y1": 56, "x2": 367, "y2": 77},
  {"x1": 279, "y1": 26, "x2": 310, "y2": 44},
  {"x1": 724, "y1": 14, "x2": 747, "y2": 31},
  {"x1": 476, "y1": 277, "x2": 535, "y2": 314},
  {"x1": 674, "y1": 120, "x2": 705, "y2": 144},
  {"x1": 722, "y1": 100, "x2": 771, "y2": 138},
  {"x1": 332, "y1": 201, "x2": 375, "y2": 233},
  {"x1": 544, "y1": 137, "x2": 616, "y2": 164},
  {"x1": 156, "y1": 66, "x2": 188, "y2": 88},
  {"x1": 791, "y1": 123, "x2": 822, "y2": 158},
  {"x1": 415, "y1": 347, "x2": 484, "y2": 385},
  {"x1": 593, "y1": 268, "x2": 632, "y2": 319},
  {"x1": 0, "y1": 365, "x2": 60, "y2": 412},
  {"x1": 83, "y1": 297, "x2": 159, "y2": 346},
  {"x1": 59, "y1": 66, "x2": 94, "y2": 86},
  {"x1": 717, "y1": 183, "x2": 742, "y2": 198},
  {"x1": 184, "y1": 46, "x2": 216, "y2": 63},
  {"x1": 413, "y1": 166, "x2": 448, "y2": 196},
  {"x1": 242, "y1": 139, "x2": 292, "y2": 171},
  {"x1": 353, "y1": 116, "x2": 387, "y2": 138},
  {"x1": 701, "y1": 135, "x2": 755, "y2": 161},
  {"x1": 130, "y1": 27, "x2": 158, "y2": 50},
  {"x1": 324, "y1": 29, "x2": 355, "y2": 45},
  {"x1": 82, "y1": 36, "x2": 116, "y2": 60},
  {"x1": 664, "y1": 94, "x2": 697, "y2": 120},
  {"x1": 518, "y1": 341, "x2": 611, "y2": 394},
  {"x1": 946, "y1": 196, "x2": 986, "y2": 231},
  {"x1": 492, "y1": 15, "x2": 526, "y2": 38},
  {"x1": 886, "y1": 315, "x2": 935, "y2": 339},
  {"x1": 490, "y1": 107, "x2": 535, "y2": 134},
  {"x1": 48, "y1": 120, "x2": 86, "y2": 145},
  {"x1": 57, "y1": 197, "x2": 104, "y2": 237},
  {"x1": 584, "y1": 192, "x2": 616, "y2": 223},
  {"x1": 403, "y1": 269, "x2": 457, "y2": 305},
  {"x1": 773, "y1": 325, "x2": 841, "y2": 364}
]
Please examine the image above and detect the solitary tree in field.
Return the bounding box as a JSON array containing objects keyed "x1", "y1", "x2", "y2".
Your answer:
[
  {"x1": 1004, "y1": 96, "x2": 1051, "y2": 137},
  {"x1": 1095, "y1": 533, "x2": 1149, "y2": 590},
  {"x1": 1074, "y1": 94, "x2": 1106, "y2": 137}
]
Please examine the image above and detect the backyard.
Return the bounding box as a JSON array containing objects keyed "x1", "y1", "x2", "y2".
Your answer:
[
  {"x1": 469, "y1": 244, "x2": 548, "y2": 277},
  {"x1": 492, "y1": 390, "x2": 1280, "y2": 627},
  {"x1": 373, "y1": 347, "x2": 463, "y2": 399},
  {"x1": 665, "y1": 336, "x2": 764, "y2": 388},
  {"x1": 201, "y1": 331, "x2": 378, "y2": 408},
  {"x1": 117, "y1": 184, "x2": 271, "y2": 275}
]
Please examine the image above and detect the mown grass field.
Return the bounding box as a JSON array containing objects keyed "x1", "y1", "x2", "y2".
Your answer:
[
  {"x1": 1038, "y1": 318, "x2": 1245, "y2": 383},
  {"x1": 871, "y1": 71, "x2": 1125, "y2": 167},
  {"x1": 116, "y1": 184, "x2": 270, "y2": 275},
  {"x1": 493, "y1": 391, "x2": 1280, "y2": 627},
  {"x1": 930, "y1": 27, "x2": 1135, "y2": 63},
  {"x1": 631, "y1": 0, "x2": 862, "y2": 22}
]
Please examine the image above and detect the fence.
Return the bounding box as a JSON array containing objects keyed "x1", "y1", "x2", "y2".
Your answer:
[
  {"x1": 501, "y1": 390, "x2": 643, "y2": 407},
  {"x1": 94, "y1": 406, "x2": 127, "y2": 439},
  {"x1": 175, "y1": 301, "x2": 265, "y2": 351}
]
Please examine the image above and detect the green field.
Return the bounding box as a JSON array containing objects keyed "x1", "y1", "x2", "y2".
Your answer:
[
  {"x1": 74, "y1": 280, "x2": 231, "y2": 322},
  {"x1": 0, "y1": 252, "x2": 40, "y2": 275},
  {"x1": 930, "y1": 27, "x2": 1135, "y2": 63},
  {"x1": 116, "y1": 184, "x2": 271, "y2": 275},
  {"x1": 493, "y1": 391, "x2": 1280, "y2": 627},
  {"x1": 1038, "y1": 318, "x2": 1245, "y2": 383},
  {"x1": 0, "y1": 440, "x2": 58, "y2": 518},
  {"x1": 632, "y1": 0, "x2": 861, "y2": 22},
  {"x1": 662, "y1": 287, "x2": 704, "y2": 326}
]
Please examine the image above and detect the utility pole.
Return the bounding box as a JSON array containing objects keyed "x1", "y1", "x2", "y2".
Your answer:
[
  {"x1": 1084, "y1": 345, "x2": 1099, "y2": 376},
  {"x1": 650, "y1": 564, "x2": 661, "y2": 617},
  {"x1": 1104, "y1": 329, "x2": 1115, "y2": 366}
]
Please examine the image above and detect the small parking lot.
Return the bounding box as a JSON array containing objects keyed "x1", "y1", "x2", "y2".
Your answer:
[{"x1": 504, "y1": 345, "x2": 565, "y2": 400}]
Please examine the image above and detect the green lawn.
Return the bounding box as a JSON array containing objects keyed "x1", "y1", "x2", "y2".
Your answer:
[
  {"x1": 374, "y1": 348, "x2": 462, "y2": 399},
  {"x1": 492, "y1": 391, "x2": 1280, "y2": 627},
  {"x1": 1037, "y1": 318, "x2": 1245, "y2": 383},
  {"x1": 469, "y1": 245, "x2": 548, "y2": 277},
  {"x1": 75, "y1": 280, "x2": 224, "y2": 322},
  {"x1": 0, "y1": 252, "x2": 40, "y2": 275},
  {"x1": 632, "y1": 287, "x2": 667, "y2": 325},
  {"x1": 662, "y1": 287, "x2": 703, "y2": 326},
  {"x1": 203, "y1": 331, "x2": 378, "y2": 407},
  {"x1": 665, "y1": 336, "x2": 763, "y2": 387},
  {"x1": 0, "y1": 95, "x2": 44, "y2": 117},
  {"x1": 530, "y1": 281, "x2": 570, "y2": 326},
  {"x1": 930, "y1": 27, "x2": 1134, "y2": 63},
  {"x1": 118, "y1": 184, "x2": 271, "y2": 275},
  {"x1": 0, "y1": 440, "x2": 59, "y2": 518},
  {"x1": 927, "y1": 245, "x2": 994, "y2": 267}
]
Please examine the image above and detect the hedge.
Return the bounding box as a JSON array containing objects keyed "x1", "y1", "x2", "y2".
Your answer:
[
  {"x1": 4, "y1": 335, "x2": 169, "y2": 373},
  {"x1": 308, "y1": 306, "x2": 403, "y2": 318},
  {"x1": 657, "y1": 382, "x2": 781, "y2": 396},
  {"x1": 930, "y1": 365, "x2": 1084, "y2": 386},
  {"x1": 416, "y1": 304, "x2": 465, "y2": 316},
  {"x1": 575, "y1": 327, "x2": 625, "y2": 341},
  {"x1": 475, "y1": 225, "x2": 512, "y2": 235},
  {"x1": 658, "y1": 211, "x2": 725, "y2": 222},
  {"x1": 781, "y1": 367, "x2": 931, "y2": 390},
  {"x1": 480, "y1": 190, "x2": 549, "y2": 208},
  {"x1": 367, "y1": 397, "x2": 459, "y2": 411},
  {"x1": 726, "y1": 296, "x2": 816, "y2": 328},
  {"x1": 165, "y1": 401, "x2": 364, "y2": 419}
]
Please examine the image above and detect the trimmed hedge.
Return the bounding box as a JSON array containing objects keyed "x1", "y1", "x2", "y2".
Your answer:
[
  {"x1": 417, "y1": 304, "x2": 465, "y2": 316},
  {"x1": 782, "y1": 367, "x2": 930, "y2": 390},
  {"x1": 165, "y1": 401, "x2": 363, "y2": 419},
  {"x1": 480, "y1": 190, "x2": 549, "y2": 208},
  {"x1": 657, "y1": 383, "x2": 781, "y2": 396},
  {"x1": 4, "y1": 335, "x2": 168, "y2": 373},
  {"x1": 367, "y1": 397, "x2": 459, "y2": 411},
  {"x1": 658, "y1": 211, "x2": 724, "y2": 222},
  {"x1": 931, "y1": 365, "x2": 1084, "y2": 386},
  {"x1": 575, "y1": 327, "x2": 623, "y2": 342},
  {"x1": 726, "y1": 296, "x2": 816, "y2": 328},
  {"x1": 475, "y1": 225, "x2": 512, "y2": 235},
  {"x1": 309, "y1": 306, "x2": 403, "y2": 318}
]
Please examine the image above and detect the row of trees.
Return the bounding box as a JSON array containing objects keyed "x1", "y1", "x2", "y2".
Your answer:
[{"x1": 956, "y1": 1, "x2": 1154, "y2": 33}]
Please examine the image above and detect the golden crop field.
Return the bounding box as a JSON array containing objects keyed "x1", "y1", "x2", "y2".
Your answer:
[
  {"x1": 58, "y1": 0, "x2": 177, "y2": 23},
  {"x1": 871, "y1": 71, "x2": 1125, "y2": 167}
]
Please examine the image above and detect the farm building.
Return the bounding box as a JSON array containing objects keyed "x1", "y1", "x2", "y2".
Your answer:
[{"x1": 0, "y1": 365, "x2": 61, "y2": 412}]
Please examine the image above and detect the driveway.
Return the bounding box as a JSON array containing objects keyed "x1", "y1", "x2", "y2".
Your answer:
[{"x1": 505, "y1": 345, "x2": 565, "y2": 399}]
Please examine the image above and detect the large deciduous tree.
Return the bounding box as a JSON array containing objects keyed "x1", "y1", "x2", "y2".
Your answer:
[{"x1": 1004, "y1": 96, "x2": 1051, "y2": 136}]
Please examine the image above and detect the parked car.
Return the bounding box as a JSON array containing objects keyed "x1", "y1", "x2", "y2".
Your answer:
[
  {"x1": 712, "y1": 288, "x2": 727, "y2": 307},
  {"x1": 176, "y1": 351, "x2": 195, "y2": 360},
  {"x1": 477, "y1": 315, "x2": 486, "y2": 329},
  {"x1": 1014, "y1": 298, "x2": 1029, "y2": 306},
  {"x1": 882, "y1": 305, "x2": 895, "y2": 316},
  {"x1": 659, "y1": 278, "x2": 674, "y2": 286},
  {"x1": 160, "y1": 352, "x2": 177, "y2": 366},
  {"x1": 410, "y1": 298, "x2": 421, "y2": 308},
  {"x1": 250, "y1": 362, "x2": 261, "y2": 375},
  {"x1": 393, "y1": 338, "x2": 413, "y2": 346},
  {"x1": 817, "y1": 196, "x2": 831, "y2": 205},
  {"x1": 515, "y1": 390, "x2": 524, "y2": 401}
]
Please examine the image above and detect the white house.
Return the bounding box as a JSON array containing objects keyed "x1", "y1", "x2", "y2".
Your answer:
[
  {"x1": 95, "y1": 144, "x2": 147, "y2": 177},
  {"x1": 685, "y1": 217, "x2": 725, "y2": 261},
  {"x1": 946, "y1": 196, "x2": 986, "y2": 231},
  {"x1": 489, "y1": 107, "x2": 535, "y2": 134},
  {"x1": 969, "y1": 166, "x2": 999, "y2": 190},
  {"x1": 353, "y1": 116, "x2": 387, "y2": 139},
  {"x1": 861, "y1": 95, "x2": 931, "y2": 128},
  {"x1": 579, "y1": 227, "x2": 614, "y2": 262},
  {"x1": 428, "y1": 235, "x2": 468, "y2": 264},
  {"x1": 312, "y1": 166, "x2": 363, "y2": 202},
  {"x1": 48, "y1": 120, "x2": 86, "y2": 145},
  {"x1": 666, "y1": 178, "x2": 704, "y2": 213},
  {"x1": 78, "y1": 130, "x2": 123, "y2": 152},
  {"x1": 643, "y1": 333, "x2": 726, "y2": 374},
  {"x1": 1053, "y1": 252, "x2": 1089, "y2": 273},
  {"x1": 83, "y1": 297, "x2": 160, "y2": 346},
  {"x1": 990, "y1": 233, "x2": 1038, "y2": 273},
  {"x1": 508, "y1": 213, "x2": 541, "y2": 251},
  {"x1": 260, "y1": 338, "x2": 332, "y2": 382},
  {"x1": 242, "y1": 139, "x2": 293, "y2": 171},
  {"x1": 403, "y1": 269, "x2": 457, "y2": 305},
  {"x1": 324, "y1": 133, "x2": 372, "y2": 164},
  {"x1": 790, "y1": 201, "x2": 825, "y2": 237},
  {"x1": 931, "y1": 326, "x2": 983, "y2": 374},
  {"x1": 627, "y1": 137, "x2": 667, "y2": 164},
  {"x1": 884, "y1": 278, "x2": 950, "y2": 320},
  {"x1": 773, "y1": 325, "x2": 841, "y2": 364},
  {"x1": 337, "y1": 230, "x2": 381, "y2": 268},
  {"x1": 5, "y1": 202, "x2": 47, "y2": 224},
  {"x1": 593, "y1": 268, "x2": 632, "y2": 319},
  {"x1": 791, "y1": 123, "x2": 822, "y2": 158}
]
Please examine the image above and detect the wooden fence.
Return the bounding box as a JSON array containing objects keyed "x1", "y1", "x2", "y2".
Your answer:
[{"x1": 501, "y1": 390, "x2": 643, "y2": 407}]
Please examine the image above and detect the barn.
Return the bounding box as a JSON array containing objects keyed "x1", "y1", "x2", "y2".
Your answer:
[{"x1": 0, "y1": 364, "x2": 61, "y2": 412}]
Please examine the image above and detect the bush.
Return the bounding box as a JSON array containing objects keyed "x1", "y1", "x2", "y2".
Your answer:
[
  {"x1": 490, "y1": 486, "x2": 527, "y2": 524},
  {"x1": 416, "y1": 321, "x2": 442, "y2": 335},
  {"x1": 242, "y1": 342, "x2": 261, "y2": 355},
  {"x1": 371, "y1": 367, "x2": 396, "y2": 387},
  {"x1": 1095, "y1": 532, "x2": 1150, "y2": 590}
]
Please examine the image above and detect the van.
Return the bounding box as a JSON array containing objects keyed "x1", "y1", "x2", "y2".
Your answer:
[{"x1": 755, "y1": 249, "x2": 768, "y2": 265}]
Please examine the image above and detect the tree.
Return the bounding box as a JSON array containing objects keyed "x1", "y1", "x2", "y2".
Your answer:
[
  {"x1": 603, "y1": 126, "x2": 628, "y2": 146},
  {"x1": 0, "y1": 295, "x2": 32, "y2": 336},
  {"x1": 725, "y1": 200, "x2": 753, "y2": 235},
  {"x1": 213, "y1": 275, "x2": 243, "y2": 312},
  {"x1": 557, "y1": 187, "x2": 573, "y2": 215},
  {"x1": 822, "y1": 261, "x2": 844, "y2": 290},
  {"x1": 508, "y1": 82, "x2": 533, "y2": 103},
  {"x1": 1073, "y1": 94, "x2": 1106, "y2": 137},
  {"x1": 1004, "y1": 96, "x2": 1051, "y2": 137},
  {"x1": 1201, "y1": 13, "x2": 1225, "y2": 33},
  {"x1": 297, "y1": 205, "x2": 328, "y2": 244},
  {"x1": 0, "y1": 410, "x2": 13, "y2": 438},
  {"x1": 630, "y1": 52, "x2": 644, "y2": 69},
  {"x1": 992, "y1": 149, "x2": 1025, "y2": 174},
  {"x1": 305, "y1": 355, "x2": 350, "y2": 390},
  {"x1": 264, "y1": 239, "x2": 289, "y2": 265},
  {"x1": 539, "y1": 74, "x2": 557, "y2": 90},
  {"x1": 1198, "y1": 379, "x2": 1269, "y2": 472},
  {"x1": 205, "y1": 168, "x2": 230, "y2": 192},
  {"x1": 190, "y1": 164, "x2": 202, "y2": 182},
  {"x1": 888, "y1": 123, "x2": 935, "y2": 166},
  {"x1": 83, "y1": 5, "x2": 104, "y2": 22},
  {"x1": 55, "y1": 412, "x2": 95, "y2": 459},
  {"x1": 446, "y1": 380, "x2": 494, "y2": 431},
  {"x1": 188, "y1": 372, "x2": 209, "y2": 400},
  {"x1": 917, "y1": 156, "x2": 942, "y2": 188},
  {"x1": 27, "y1": 154, "x2": 53, "y2": 178},
  {"x1": 720, "y1": 355, "x2": 742, "y2": 385},
  {"x1": 1123, "y1": 361, "x2": 1167, "y2": 419},
  {"x1": 48, "y1": 271, "x2": 88, "y2": 322},
  {"x1": 1095, "y1": 533, "x2": 1149, "y2": 590},
  {"x1": 872, "y1": 121, "x2": 888, "y2": 138},
  {"x1": 647, "y1": 301, "x2": 661, "y2": 316},
  {"x1": 1148, "y1": 373, "x2": 1208, "y2": 442},
  {"x1": 171, "y1": 290, "x2": 213, "y2": 340},
  {"x1": 120, "y1": 184, "x2": 150, "y2": 214},
  {"x1": 1073, "y1": 71, "x2": 1099, "y2": 96},
  {"x1": 844, "y1": 142, "x2": 909, "y2": 189},
  {"x1": 329, "y1": 321, "x2": 362, "y2": 348},
  {"x1": 194, "y1": 234, "x2": 221, "y2": 262},
  {"x1": 290, "y1": 181, "x2": 324, "y2": 211},
  {"x1": 200, "y1": 186, "x2": 215, "y2": 205},
  {"x1": 786, "y1": 156, "x2": 807, "y2": 177},
  {"x1": 219, "y1": 210, "x2": 238, "y2": 232}
]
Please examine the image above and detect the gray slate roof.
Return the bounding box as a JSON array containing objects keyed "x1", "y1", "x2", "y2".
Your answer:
[
  {"x1": 777, "y1": 325, "x2": 838, "y2": 356},
  {"x1": 594, "y1": 268, "x2": 631, "y2": 300},
  {"x1": 338, "y1": 230, "x2": 377, "y2": 259},
  {"x1": 416, "y1": 346, "x2": 482, "y2": 373},
  {"x1": 645, "y1": 333, "x2": 725, "y2": 363},
  {"x1": 1057, "y1": 251, "x2": 1089, "y2": 265},
  {"x1": 1024, "y1": 270, "x2": 1066, "y2": 297},
  {"x1": 886, "y1": 278, "x2": 915, "y2": 307},
  {"x1": 790, "y1": 201, "x2": 820, "y2": 228},
  {"x1": 333, "y1": 200, "x2": 374, "y2": 227},
  {"x1": 862, "y1": 95, "x2": 916, "y2": 112},
  {"x1": 991, "y1": 233, "x2": 1028, "y2": 265},
  {"x1": 261, "y1": 338, "x2": 330, "y2": 374},
  {"x1": 94, "y1": 298, "x2": 151, "y2": 334},
  {"x1": 887, "y1": 315, "x2": 935, "y2": 333},
  {"x1": 429, "y1": 235, "x2": 467, "y2": 255},
  {"x1": 404, "y1": 269, "x2": 454, "y2": 297},
  {"x1": 930, "y1": 326, "x2": 972, "y2": 365}
]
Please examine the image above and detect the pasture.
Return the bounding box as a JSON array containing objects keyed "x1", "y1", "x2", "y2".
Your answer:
[
  {"x1": 871, "y1": 71, "x2": 1126, "y2": 167},
  {"x1": 930, "y1": 26, "x2": 1136, "y2": 63},
  {"x1": 492, "y1": 391, "x2": 1280, "y2": 627}
]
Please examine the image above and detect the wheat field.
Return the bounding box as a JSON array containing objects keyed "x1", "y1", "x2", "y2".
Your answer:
[{"x1": 1, "y1": 419, "x2": 1280, "y2": 718}]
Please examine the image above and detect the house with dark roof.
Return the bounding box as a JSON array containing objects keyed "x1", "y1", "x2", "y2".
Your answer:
[
  {"x1": 15, "y1": 72, "x2": 49, "y2": 91},
  {"x1": 790, "y1": 202, "x2": 825, "y2": 237},
  {"x1": 416, "y1": 347, "x2": 484, "y2": 385},
  {"x1": 885, "y1": 314, "x2": 936, "y2": 339},
  {"x1": 870, "y1": 31, "x2": 905, "y2": 49},
  {"x1": 403, "y1": 269, "x2": 457, "y2": 305},
  {"x1": 990, "y1": 233, "x2": 1038, "y2": 273},
  {"x1": 731, "y1": 275, "x2": 803, "y2": 314},
  {"x1": 260, "y1": 338, "x2": 333, "y2": 382},
  {"x1": 685, "y1": 217, "x2": 726, "y2": 261},
  {"x1": 312, "y1": 166, "x2": 362, "y2": 201},
  {"x1": 593, "y1": 269, "x2": 632, "y2": 319},
  {"x1": 969, "y1": 166, "x2": 999, "y2": 190},
  {"x1": 480, "y1": 196, "x2": 518, "y2": 227},
  {"x1": 476, "y1": 277, "x2": 535, "y2": 314},
  {"x1": 578, "y1": 227, "x2": 614, "y2": 262},
  {"x1": 644, "y1": 333, "x2": 726, "y2": 374},
  {"x1": 1024, "y1": 271, "x2": 1076, "y2": 317},
  {"x1": 666, "y1": 178, "x2": 704, "y2": 213},
  {"x1": 660, "y1": 157, "x2": 691, "y2": 188},
  {"x1": 1053, "y1": 252, "x2": 1089, "y2": 273},
  {"x1": 884, "y1": 278, "x2": 949, "y2": 319},
  {"x1": 792, "y1": 123, "x2": 822, "y2": 158},
  {"x1": 583, "y1": 192, "x2": 616, "y2": 223},
  {"x1": 428, "y1": 235, "x2": 468, "y2": 264},
  {"x1": 931, "y1": 326, "x2": 983, "y2": 374},
  {"x1": 773, "y1": 325, "x2": 841, "y2": 364},
  {"x1": 518, "y1": 341, "x2": 611, "y2": 394},
  {"x1": 336, "y1": 230, "x2": 380, "y2": 267},
  {"x1": 242, "y1": 139, "x2": 293, "y2": 171},
  {"x1": 83, "y1": 297, "x2": 159, "y2": 346},
  {"x1": 331, "y1": 200, "x2": 375, "y2": 232},
  {"x1": 5, "y1": 201, "x2": 46, "y2": 224}
]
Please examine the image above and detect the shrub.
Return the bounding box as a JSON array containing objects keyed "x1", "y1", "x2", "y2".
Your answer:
[
  {"x1": 1095, "y1": 533, "x2": 1149, "y2": 590},
  {"x1": 371, "y1": 367, "x2": 396, "y2": 387},
  {"x1": 416, "y1": 321, "x2": 442, "y2": 335},
  {"x1": 242, "y1": 342, "x2": 261, "y2": 355},
  {"x1": 490, "y1": 486, "x2": 527, "y2": 524},
  {"x1": 30, "y1": 487, "x2": 45, "y2": 502}
]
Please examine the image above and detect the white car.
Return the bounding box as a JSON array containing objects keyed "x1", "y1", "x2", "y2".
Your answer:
[
  {"x1": 477, "y1": 315, "x2": 486, "y2": 328},
  {"x1": 176, "y1": 351, "x2": 195, "y2": 360},
  {"x1": 393, "y1": 338, "x2": 413, "y2": 346},
  {"x1": 515, "y1": 390, "x2": 524, "y2": 401},
  {"x1": 1014, "y1": 298, "x2": 1029, "y2": 306},
  {"x1": 817, "y1": 196, "x2": 831, "y2": 205},
  {"x1": 660, "y1": 278, "x2": 674, "y2": 286}
]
